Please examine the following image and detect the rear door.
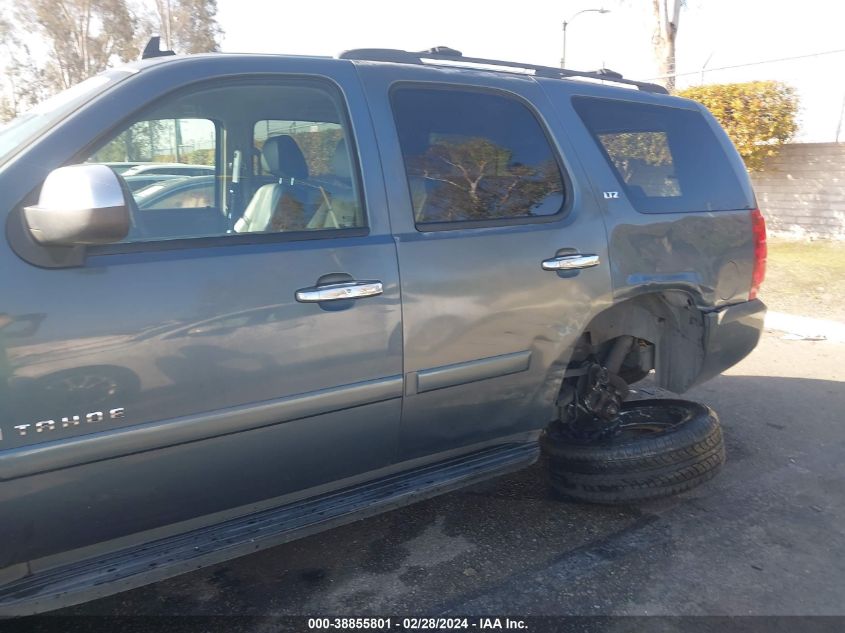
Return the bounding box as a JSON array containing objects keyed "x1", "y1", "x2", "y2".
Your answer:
[
  {"x1": 0, "y1": 58, "x2": 402, "y2": 567},
  {"x1": 357, "y1": 65, "x2": 613, "y2": 460}
]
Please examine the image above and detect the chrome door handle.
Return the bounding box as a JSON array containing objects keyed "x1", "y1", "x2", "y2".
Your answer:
[
  {"x1": 541, "y1": 254, "x2": 600, "y2": 271},
  {"x1": 295, "y1": 280, "x2": 383, "y2": 303}
]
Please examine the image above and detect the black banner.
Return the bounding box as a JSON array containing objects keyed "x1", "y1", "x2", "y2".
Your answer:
[{"x1": 2, "y1": 617, "x2": 845, "y2": 633}]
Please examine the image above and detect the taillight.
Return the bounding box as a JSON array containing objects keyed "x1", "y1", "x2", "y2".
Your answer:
[{"x1": 749, "y1": 208, "x2": 767, "y2": 300}]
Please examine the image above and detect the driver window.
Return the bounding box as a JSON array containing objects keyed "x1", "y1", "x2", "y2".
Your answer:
[{"x1": 82, "y1": 80, "x2": 365, "y2": 244}]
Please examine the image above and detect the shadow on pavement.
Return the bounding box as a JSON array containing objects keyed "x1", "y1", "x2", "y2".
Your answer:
[{"x1": 60, "y1": 371, "x2": 845, "y2": 618}]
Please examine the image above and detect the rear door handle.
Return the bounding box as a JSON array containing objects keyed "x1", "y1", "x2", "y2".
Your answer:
[
  {"x1": 541, "y1": 254, "x2": 600, "y2": 271},
  {"x1": 295, "y1": 280, "x2": 383, "y2": 303}
]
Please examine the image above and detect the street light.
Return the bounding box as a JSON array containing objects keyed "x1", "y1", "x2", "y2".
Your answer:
[{"x1": 561, "y1": 8, "x2": 610, "y2": 69}]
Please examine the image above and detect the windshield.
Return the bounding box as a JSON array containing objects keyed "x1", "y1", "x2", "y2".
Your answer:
[{"x1": 0, "y1": 69, "x2": 135, "y2": 166}]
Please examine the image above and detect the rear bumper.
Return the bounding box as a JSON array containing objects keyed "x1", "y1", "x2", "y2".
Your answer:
[{"x1": 695, "y1": 299, "x2": 767, "y2": 386}]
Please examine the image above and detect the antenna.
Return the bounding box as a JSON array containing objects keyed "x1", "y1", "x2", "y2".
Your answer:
[{"x1": 141, "y1": 36, "x2": 176, "y2": 60}]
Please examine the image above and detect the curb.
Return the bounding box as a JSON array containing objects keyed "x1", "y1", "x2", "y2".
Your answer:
[{"x1": 765, "y1": 311, "x2": 845, "y2": 343}]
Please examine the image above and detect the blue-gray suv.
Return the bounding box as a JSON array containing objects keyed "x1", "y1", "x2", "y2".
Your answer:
[{"x1": 0, "y1": 45, "x2": 766, "y2": 614}]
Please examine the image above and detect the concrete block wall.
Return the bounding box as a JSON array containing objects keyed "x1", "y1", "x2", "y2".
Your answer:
[{"x1": 750, "y1": 142, "x2": 845, "y2": 240}]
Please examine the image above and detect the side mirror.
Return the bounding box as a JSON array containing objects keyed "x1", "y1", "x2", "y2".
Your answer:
[{"x1": 24, "y1": 164, "x2": 131, "y2": 246}]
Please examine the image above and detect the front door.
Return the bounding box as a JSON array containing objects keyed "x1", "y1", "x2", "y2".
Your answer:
[
  {"x1": 0, "y1": 59, "x2": 402, "y2": 567},
  {"x1": 358, "y1": 66, "x2": 612, "y2": 459}
]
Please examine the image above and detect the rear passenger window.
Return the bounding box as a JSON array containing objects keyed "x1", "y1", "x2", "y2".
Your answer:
[
  {"x1": 573, "y1": 97, "x2": 752, "y2": 213},
  {"x1": 391, "y1": 87, "x2": 565, "y2": 226}
]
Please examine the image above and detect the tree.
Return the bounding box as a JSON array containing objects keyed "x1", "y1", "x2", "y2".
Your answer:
[
  {"x1": 409, "y1": 137, "x2": 563, "y2": 221},
  {"x1": 678, "y1": 81, "x2": 799, "y2": 170},
  {"x1": 88, "y1": 119, "x2": 169, "y2": 162},
  {"x1": 0, "y1": 13, "x2": 46, "y2": 120},
  {"x1": 3, "y1": 0, "x2": 222, "y2": 120},
  {"x1": 651, "y1": 0, "x2": 682, "y2": 92},
  {"x1": 18, "y1": 0, "x2": 140, "y2": 92},
  {"x1": 151, "y1": 0, "x2": 222, "y2": 54}
]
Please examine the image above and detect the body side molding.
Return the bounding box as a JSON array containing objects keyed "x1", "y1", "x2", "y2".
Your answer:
[
  {"x1": 410, "y1": 350, "x2": 532, "y2": 395},
  {"x1": 0, "y1": 375, "x2": 403, "y2": 481}
]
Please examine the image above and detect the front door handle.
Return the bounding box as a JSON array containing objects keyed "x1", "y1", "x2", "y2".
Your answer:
[
  {"x1": 541, "y1": 254, "x2": 600, "y2": 271},
  {"x1": 295, "y1": 280, "x2": 383, "y2": 303}
]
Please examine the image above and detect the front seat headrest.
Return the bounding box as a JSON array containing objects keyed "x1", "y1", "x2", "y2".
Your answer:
[{"x1": 262, "y1": 135, "x2": 308, "y2": 181}]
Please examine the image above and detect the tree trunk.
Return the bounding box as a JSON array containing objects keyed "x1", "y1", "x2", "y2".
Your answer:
[{"x1": 652, "y1": 0, "x2": 681, "y2": 92}]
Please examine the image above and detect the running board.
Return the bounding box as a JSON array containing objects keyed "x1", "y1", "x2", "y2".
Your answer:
[{"x1": 0, "y1": 442, "x2": 538, "y2": 616}]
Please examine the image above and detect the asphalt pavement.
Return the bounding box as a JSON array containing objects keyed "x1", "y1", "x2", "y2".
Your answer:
[{"x1": 59, "y1": 330, "x2": 845, "y2": 620}]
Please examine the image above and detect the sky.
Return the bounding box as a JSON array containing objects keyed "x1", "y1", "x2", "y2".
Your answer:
[{"x1": 217, "y1": 0, "x2": 845, "y2": 142}]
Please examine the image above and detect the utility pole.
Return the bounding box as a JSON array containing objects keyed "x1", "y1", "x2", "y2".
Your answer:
[
  {"x1": 165, "y1": 0, "x2": 172, "y2": 51},
  {"x1": 699, "y1": 51, "x2": 714, "y2": 85},
  {"x1": 175, "y1": 119, "x2": 182, "y2": 162},
  {"x1": 156, "y1": 0, "x2": 173, "y2": 51}
]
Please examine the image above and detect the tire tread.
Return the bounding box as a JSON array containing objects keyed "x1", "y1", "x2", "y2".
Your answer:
[{"x1": 543, "y1": 398, "x2": 725, "y2": 504}]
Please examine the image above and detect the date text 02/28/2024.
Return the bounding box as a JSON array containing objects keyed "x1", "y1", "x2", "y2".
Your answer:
[{"x1": 307, "y1": 618, "x2": 528, "y2": 630}]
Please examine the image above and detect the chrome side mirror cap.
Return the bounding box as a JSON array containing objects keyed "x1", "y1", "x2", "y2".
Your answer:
[{"x1": 24, "y1": 164, "x2": 131, "y2": 246}]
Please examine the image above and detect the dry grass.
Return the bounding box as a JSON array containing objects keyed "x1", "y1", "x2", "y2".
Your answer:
[{"x1": 761, "y1": 238, "x2": 845, "y2": 321}]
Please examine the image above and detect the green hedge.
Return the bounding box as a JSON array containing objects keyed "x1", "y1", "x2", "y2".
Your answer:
[{"x1": 678, "y1": 81, "x2": 799, "y2": 171}]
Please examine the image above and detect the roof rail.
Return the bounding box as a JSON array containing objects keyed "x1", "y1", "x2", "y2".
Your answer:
[{"x1": 338, "y1": 47, "x2": 668, "y2": 95}]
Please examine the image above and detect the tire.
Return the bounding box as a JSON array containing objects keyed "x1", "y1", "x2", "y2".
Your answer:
[{"x1": 541, "y1": 399, "x2": 725, "y2": 504}]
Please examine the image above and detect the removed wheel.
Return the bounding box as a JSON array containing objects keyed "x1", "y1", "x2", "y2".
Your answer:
[{"x1": 542, "y1": 398, "x2": 724, "y2": 504}]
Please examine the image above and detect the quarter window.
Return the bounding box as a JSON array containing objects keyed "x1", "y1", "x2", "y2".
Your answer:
[
  {"x1": 391, "y1": 87, "x2": 565, "y2": 226},
  {"x1": 573, "y1": 96, "x2": 753, "y2": 213}
]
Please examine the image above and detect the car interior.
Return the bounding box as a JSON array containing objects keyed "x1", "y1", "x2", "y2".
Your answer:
[{"x1": 85, "y1": 81, "x2": 365, "y2": 243}]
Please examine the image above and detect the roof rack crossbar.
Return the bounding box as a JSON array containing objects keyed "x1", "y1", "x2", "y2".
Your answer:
[{"x1": 338, "y1": 47, "x2": 668, "y2": 95}]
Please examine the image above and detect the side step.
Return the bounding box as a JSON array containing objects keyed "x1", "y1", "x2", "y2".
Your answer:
[{"x1": 0, "y1": 442, "x2": 538, "y2": 616}]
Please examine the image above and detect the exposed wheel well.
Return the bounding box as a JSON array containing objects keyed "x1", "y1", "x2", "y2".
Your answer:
[{"x1": 573, "y1": 291, "x2": 706, "y2": 394}]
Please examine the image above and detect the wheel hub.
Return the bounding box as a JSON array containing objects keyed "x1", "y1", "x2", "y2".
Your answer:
[{"x1": 560, "y1": 362, "x2": 629, "y2": 441}]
